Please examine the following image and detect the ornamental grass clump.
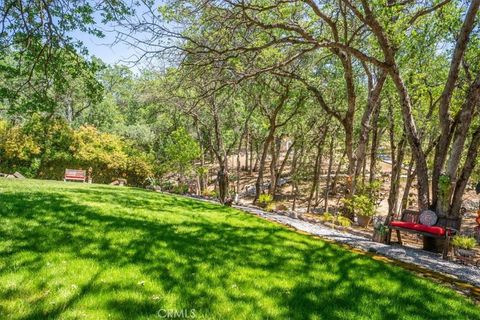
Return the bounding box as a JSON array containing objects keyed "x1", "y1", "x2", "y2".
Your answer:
[
  {"x1": 452, "y1": 235, "x2": 477, "y2": 250},
  {"x1": 257, "y1": 194, "x2": 273, "y2": 208}
]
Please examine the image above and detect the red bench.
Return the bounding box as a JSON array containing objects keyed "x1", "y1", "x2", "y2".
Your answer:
[
  {"x1": 64, "y1": 169, "x2": 86, "y2": 182},
  {"x1": 387, "y1": 209, "x2": 457, "y2": 259}
]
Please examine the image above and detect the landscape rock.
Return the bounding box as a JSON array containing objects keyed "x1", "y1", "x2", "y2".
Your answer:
[
  {"x1": 277, "y1": 177, "x2": 291, "y2": 187},
  {"x1": 110, "y1": 178, "x2": 127, "y2": 186},
  {"x1": 13, "y1": 172, "x2": 25, "y2": 179},
  {"x1": 287, "y1": 211, "x2": 298, "y2": 219},
  {"x1": 462, "y1": 199, "x2": 478, "y2": 212}
]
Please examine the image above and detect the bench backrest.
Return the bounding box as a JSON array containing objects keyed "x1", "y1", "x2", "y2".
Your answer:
[
  {"x1": 65, "y1": 169, "x2": 86, "y2": 177},
  {"x1": 399, "y1": 209, "x2": 421, "y2": 223}
]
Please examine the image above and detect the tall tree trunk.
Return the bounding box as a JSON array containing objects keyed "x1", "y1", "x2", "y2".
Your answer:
[
  {"x1": 400, "y1": 158, "x2": 415, "y2": 213},
  {"x1": 387, "y1": 97, "x2": 397, "y2": 174},
  {"x1": 353, "y1": 71, "x2": 386, "y2": 191},
  {"x1": 331, "y1": 149, "x2": 346, "y2": 194},
  {"x1": 385, "y1": 99, "x2": 405, "y2": 223},
  {"x1": 386, "y1": 136, "x2": 406, "y2": 224},
  {"x1": 269, "y1": 137, "x2": 280, "y2": 197},
  {"x1": 291, "y1": 144, "x2": 304, "y2": 212},
  {"x1": 344, "y1": 123, "x2": 355, "y2": 193},
  {"x1": 307, "y1": 144, "x2": 322, "y2": 213},
  {"x1": 272, "y1": 139, "x2": 295, "y2": 197},
  {"x1": 431, "y1": 0, "x2": 480, "y2": 209},
  {"x1": 249, "y1": 136, "x2": 254, "y2": 174},
  {"x1": 252, "y1": 141, "x2": 260, "y2": 173},
  {"x1": 218, "y1": 163, "x2": 229, "y2": 204},
  {"x1": 389, "y1": 68, "x2": 430, "y2": 209},
  {"x1": 324, "y1": 136, "x2": 335, "y2": 213},
  {"x1": 236, "y1": 149, "x2": 241, "y2": 195},
  {"x1": 369, "y1": 105, "x2": 382, "y2": 184},
  {"x1": 254, "y1": 131, "x2": 275, "y2": 203},
  {"x1": 450, "y1": 126, "x2": 480, "y2": 220},
  {"x1": 340, "y1": 53, "x2": 357, "y2": 185},
  {"x1": 199, "y1": 148, "x2": 206, "y2": 194},
  {"x1": 439, "y1": 73, "x2": 480, "y2": 217},
  {"x1": 307, "y1": 134, "x2": 326, "y2": 213},
  {"x1": 245, "y1": 129, "x2": 249, "y2": 172},
  {"x1": 195, "y1": 121, "x2": 206, "y2": 194},
  {"x1": 361, "y1": 137, "x2": 368, "y2": 186},
  {"x1": 358, "y1": 1, "x2": 431, "y2": 209}
]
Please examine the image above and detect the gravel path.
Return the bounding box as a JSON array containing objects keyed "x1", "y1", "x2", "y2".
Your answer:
[{"x1": 232, "y1": 204, "x2": 480, "y2": 288}]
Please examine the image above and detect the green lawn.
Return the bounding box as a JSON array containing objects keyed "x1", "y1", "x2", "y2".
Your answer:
[{"x1": 0, "y1": 179, "x2": 478, "y2": 319}]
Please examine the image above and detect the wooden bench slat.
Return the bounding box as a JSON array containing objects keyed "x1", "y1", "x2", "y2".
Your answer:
[{"x1": 64, "y1": 169, "x2": 86, "y2": 182}]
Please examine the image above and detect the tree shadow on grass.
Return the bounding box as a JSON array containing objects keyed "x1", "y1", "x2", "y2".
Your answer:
[{"x1": 0, "y1": 186, "x2": 478, "y2": 319}]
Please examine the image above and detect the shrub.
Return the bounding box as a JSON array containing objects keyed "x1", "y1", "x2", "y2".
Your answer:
[
  {"x1": 197, "y1": 166, "x2": 209, "y2": 178},
  {"x1": 72, "y1": 125, "x2": 128, "y2": 173},
  {"x1": 257, "y1": 194, "x2": 273, "y2": 207},
  {"x1": 321, "y1": 212, "x2": 335, "y2": 223},
  {"x1": 374, "y1": 221, "x2": 389, "y2": 236},
  {"x1": 172, "y1": 184, "x2": 189, "y2": 195},
  {"x1": 160, "y1": 181, "x2": 174, "y2": 192},
  {"x1": 337, "y1": 216, "x2": 352, "y2": 227},
  {"x1": 265, "y1": 202, "x2": 276, "y2": 212},
  {"x1": 452, "y1": 236, "x2": 477, "y2": 250},
  {"x1": 0, "y1": 119, "x2": 156, "y2": 185},
  {"x1": 275, "y1": 203, "x2": 289, "y2": 211},
  {"x1": 125, "y1": 149, "x2": 155, "y2": 185},
  {"x1": 321, "y1": 212, "x2": 351, "y2": 227},
  {"x1": 145, "y1": 177, "x2": 159, "y2": 188},
  {"x1": 357, "y1": 180, "x2": 383, "y2": 204},
  {"x1": 343, "y1": 195, "x2": 375, "y2": 217},
  {"x1": 202, "y1": 189, "x2": 217, "y2": 198}
]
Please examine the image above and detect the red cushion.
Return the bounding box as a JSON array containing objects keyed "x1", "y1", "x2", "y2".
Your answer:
[
  {"x1": 65, "y1": 176, "x2": 85, "y2": 180},
  {"x1": 390, "y1": 220, "x2": 446, "y2": 236}
]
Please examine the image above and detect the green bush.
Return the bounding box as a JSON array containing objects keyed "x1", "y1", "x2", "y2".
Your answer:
[
  {"x1": 257, "y1": 194, "x2": 273, "y2": 207},
  {"x1": 159, "y1": 181, "x2": 189, "y2": 195},
  {"x1": 160, "y1": 181, "x2": 174, "y2": 191},
  {"x1": 374, "y1": 222, "x2": 389, "y2": 236},
  {"x1": 452, "y1": 236, "x2": 477, "y2": 250},
  {"x1": 321, "y1": 212, "x2": 351, "y2": 227},
  {"x1": 343, "y1": 195, "x2": 376, "y2": 217},
  {"x1": 337, "y1": 216, "x2": 352, "y2": 227},
  {"x1": 321, "y1": 212, "x2": 335, "y2": 223},
  {"x1": 202, "y1": 189, "x2": 217, "y2": 198},
  {"x1": 0, "y1": 119, "x2": 155, "y2": 186},
  {"x1": 145, "y1": 177, "x2": 159, "y2": 188},
  {"x1": 357, "y1": 180, "x2": 383, "y2": 204},
  {"x1": 265, "y1": 202, "x2": 276, "y2": 212},
  {"x1": 172, "y1": 184, "x2": 189, "y2": 195}
]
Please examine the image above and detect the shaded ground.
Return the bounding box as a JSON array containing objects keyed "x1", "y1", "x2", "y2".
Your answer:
[{"x1": 0, "y1": 179, "x2": 479, "y2": 319}]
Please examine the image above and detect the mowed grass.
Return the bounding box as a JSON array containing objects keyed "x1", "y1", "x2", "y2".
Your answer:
[{"x1": 0, "y1": 179, "x2": 478, "y2": 319}]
